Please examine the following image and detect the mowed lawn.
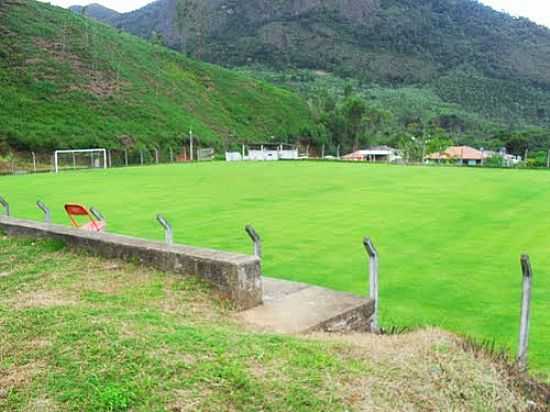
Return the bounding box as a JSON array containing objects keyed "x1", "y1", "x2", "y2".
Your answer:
[{"x1": 1, "y1": 161, "x2": 549, "y2": 378}]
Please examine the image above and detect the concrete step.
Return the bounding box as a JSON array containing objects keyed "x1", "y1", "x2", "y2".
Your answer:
[{"x1": 238, "y1": 277, "x2": 375, "y2": 334}]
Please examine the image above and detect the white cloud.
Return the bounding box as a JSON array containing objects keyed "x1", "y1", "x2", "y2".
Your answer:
[
  {"x1": 38, "y1": 0, "x2": 151, "y2": 13},
  {"x1": 479, "y1": 0, "x2": 550, "y2": 27}
]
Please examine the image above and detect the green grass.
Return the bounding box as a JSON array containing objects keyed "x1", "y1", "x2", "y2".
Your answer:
[
  {"x1": 0, "y1": 237, "x2": 365, "y2": 411},
  {"x1": 0, "y1": 0, "x2": 313, "y2": 151},
  {"x1": 0, "y1": 237, "x2": 537, "y2": 410},
  {"x1": 2, "y1": 161, "x2": 550, "y2": 380}
]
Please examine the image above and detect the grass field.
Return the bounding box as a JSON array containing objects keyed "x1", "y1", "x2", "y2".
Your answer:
[
  {"x1": 1, "y1": 161, "x2": 549, "y2": 379},
  {"x1": 1, "y1": 237, "x2": 535, "y2": 411}
]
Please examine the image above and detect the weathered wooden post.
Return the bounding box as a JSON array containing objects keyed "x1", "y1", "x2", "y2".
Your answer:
[
  {"x1": 518, "y1": 254, "x2": 533, "y2": 371},
  {"x1": 154, "y1": 147, "x2": 160, "y2": 164},
  {"x1": 245, "y1": 225, "x2": 262, "y2": 259},
  {"x1": 32, "y1": 152, "x2": 37, "y2": 173},
  {"x1": 108, "y1": 150, "x2": 112, "y2": 168},
  {"x1": 36, "y1": 200, "x2": 51, "y2": 224},
  {"x1": 169, "y1": 147, "x2": 174, "y2": 163},
  {"x1": 124, "y1": 149, "x2": 129, "y2": 167},
  {"x1": 156, "y1": 214, "x2": 173, "y2": 246},
  {"x1": 363, "y1": 237, "x2": 379, "y2": 332},
  {"x1": 0, "y1": 196, "x2": 10, "y2": 217},
  {"x1": 140, "y1": 149, "x2": 144, "y2": 166}
]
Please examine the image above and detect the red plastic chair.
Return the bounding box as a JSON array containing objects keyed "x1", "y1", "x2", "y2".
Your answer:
[{"x1": 64, "y1": 203, "x2": 106, "y2": 232}]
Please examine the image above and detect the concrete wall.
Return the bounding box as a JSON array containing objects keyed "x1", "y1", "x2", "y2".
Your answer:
[{"x1": 0, "y1": 216, "x2": 262, "y2": 309}]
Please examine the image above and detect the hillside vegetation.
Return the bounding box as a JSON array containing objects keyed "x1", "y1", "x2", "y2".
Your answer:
[
  {"x1": 1, "y1": 236, "x2": 546, "y2": 411},
  {"x1": 0, "y1": 0, "x2": 313, "y2": 151},
  {"x1": 78, "y1": 0, "x2": 550, "y2": 138}
]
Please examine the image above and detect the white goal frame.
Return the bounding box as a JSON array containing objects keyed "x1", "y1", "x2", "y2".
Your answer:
[{"x1": 54, "y1": 148, "x2": 107, "y2": 173}]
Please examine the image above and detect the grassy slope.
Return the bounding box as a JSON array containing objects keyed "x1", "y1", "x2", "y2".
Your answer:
[
  {"x1": 0, "y1": 237, "x2": 538, "y2": 411},
  {"x1": 0, "y1": 0, "x2": 313, "y2": 151},
  {"x1": 2, "y1": 161, "x2": 550, "y2": 379}
]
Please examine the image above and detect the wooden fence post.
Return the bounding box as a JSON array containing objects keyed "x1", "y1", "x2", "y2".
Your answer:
[
  {"x1": 518, "y1": 254, "x2": 533, "y2": 371},
  {"x1": 363, "y1": 237, "x2": 379, "y2": 332}
]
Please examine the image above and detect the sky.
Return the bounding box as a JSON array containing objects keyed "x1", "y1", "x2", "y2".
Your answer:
[{"x1": 38, "y1": 0, "x2": 550, "y2": 27}]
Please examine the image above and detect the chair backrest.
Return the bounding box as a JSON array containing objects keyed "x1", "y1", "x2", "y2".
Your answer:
[{"x1": 65, "y1": 203, "x2": 94, "y2": 228}]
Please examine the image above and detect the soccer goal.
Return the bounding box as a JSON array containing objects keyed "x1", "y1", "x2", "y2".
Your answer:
[{"x1": 54, "y1": 149, "x2": 107, "y2": 173}]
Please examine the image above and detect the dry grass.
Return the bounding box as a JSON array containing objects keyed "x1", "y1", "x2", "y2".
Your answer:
[
  {"x1": 307, "y1": 329, "x2": 545, "y2": 411},
  {"x1": 0, "y1": 362, "x2": 45, "y2": 396},
  {"x1": 9, "y1": 290, "x2": 77, "y2": 309}
]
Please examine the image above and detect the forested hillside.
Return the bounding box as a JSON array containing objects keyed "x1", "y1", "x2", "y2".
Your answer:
[
  {"x1": 0, "y1": 0, "x2": 313, "y2": 152},
  {"x1": 76, "y1": 0, "x2": 550, "y2": 149}
]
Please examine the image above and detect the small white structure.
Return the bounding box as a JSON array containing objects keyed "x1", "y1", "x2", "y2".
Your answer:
[
  {"x1": 343, "y1": 146, "x2": 402, "y2": 163},
  {"x1": 484, "y1": 148, "x2": 522, "y2": 167},
  {"x1": 227, "y1": 144, "x2": 299, "y2": 161},
  {"x1": 225, "y1": 152, "x2": 242, "y2": 162}
]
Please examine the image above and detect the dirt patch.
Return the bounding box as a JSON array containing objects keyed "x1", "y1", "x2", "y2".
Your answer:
[
  {"x1": 0, "y1": 362, "x2": 45, "y2": 394},
  {"x1": 33, "y1": 38, "x2": 122, "y2": 97},
  {"x1": 0, "y1": 271, "x2": 11, "y2": 278},
  {"x1": 167, "y1": 389, "x2": 213, "y2": 412},
  {"x1": 26, "y1": 398, "x2": 59, "y2": 412}
]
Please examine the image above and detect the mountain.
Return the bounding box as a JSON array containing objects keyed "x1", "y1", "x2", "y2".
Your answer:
[
  {"x1": 69, "y1": 3, "x2": 120, "y2": 22},
  {"x1": 0, "y1": 0, "x2": 313, "y2": 152},
  {"x1": 82, "y1": 0, "x2": 550, "y2": 131}
]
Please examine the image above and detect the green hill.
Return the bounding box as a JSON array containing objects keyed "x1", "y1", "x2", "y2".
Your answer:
[
  {"x1": 0, "y1": 0, "x2": 314, "y2": 152},
  {"x1": 82, "y1": 0, "x2": 550, "y2": 132}
]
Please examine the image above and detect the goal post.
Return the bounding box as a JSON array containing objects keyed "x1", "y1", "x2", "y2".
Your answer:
[{"x1": 54, "y1": 148, "x2": 107, "y2": 173}]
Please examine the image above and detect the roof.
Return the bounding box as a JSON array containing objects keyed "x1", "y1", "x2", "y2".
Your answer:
[
  {"x1": 343, "y1": 147, "x2": 399, "y2": 158},
  {"x1": 426, "y1": 146, "x2": 486, "y2": 161}
]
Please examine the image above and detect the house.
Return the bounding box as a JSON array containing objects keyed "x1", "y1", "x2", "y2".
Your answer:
[
  {"x1": 425, "y1": 146, "x2": 488, "y2": 166},
  {"x1": 342, "y1": 146, "x2": 402, "y2": 162}
]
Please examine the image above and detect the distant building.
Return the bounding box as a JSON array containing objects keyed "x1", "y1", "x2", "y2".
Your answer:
[
  {"x1": 483, "y1": 148, "x2": 522, "y2": 167},
  {"x1": 343, "y1": 146, "x2": 402, "y2": 162},
  {"x1": 425, "y1": 146, "x2": 487, "y2": 166},
  {"x1": 225, "y1": 143, "x2": 298, "y2": 161}
]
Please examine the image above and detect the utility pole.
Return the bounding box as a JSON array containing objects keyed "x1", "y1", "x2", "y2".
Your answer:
[{"x1": 189, "y1": 128, "x2": 194, "y2": 161}]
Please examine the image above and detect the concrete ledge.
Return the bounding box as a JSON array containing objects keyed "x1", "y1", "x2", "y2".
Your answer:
[{"x1": 0, "y1": 216, "x2": 262, "y2": 309}]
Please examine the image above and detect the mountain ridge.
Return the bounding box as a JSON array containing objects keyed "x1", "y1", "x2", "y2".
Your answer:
[{"x1": 73, "y1": 0, "x2": 550, "y2": 130}]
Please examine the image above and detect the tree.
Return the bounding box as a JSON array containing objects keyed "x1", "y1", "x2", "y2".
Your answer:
[{"x1": 342, "y1": 97, "x2": 367, "y2": 150}]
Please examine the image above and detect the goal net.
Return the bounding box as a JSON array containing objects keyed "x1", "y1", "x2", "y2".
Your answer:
[{"x1": 54, "y1": 149, "x2": 107, "y2": 173}]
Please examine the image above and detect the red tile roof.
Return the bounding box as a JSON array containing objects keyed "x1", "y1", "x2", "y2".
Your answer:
[{"x1": 426, "y1": 146, "x2": 486, "y2": 161}]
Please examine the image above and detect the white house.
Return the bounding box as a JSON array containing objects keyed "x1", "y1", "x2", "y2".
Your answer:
[
  {"x1": 343, "y1": 146, "x2": 402, "y2": 162},
  {"x1": 226, "y1": 144, "x2": 299, "y2": 161}
]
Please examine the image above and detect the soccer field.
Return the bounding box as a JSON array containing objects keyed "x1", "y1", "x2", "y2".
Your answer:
[{"x1": 2, "y1": 161, "x2": 550, "y2": 377}]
